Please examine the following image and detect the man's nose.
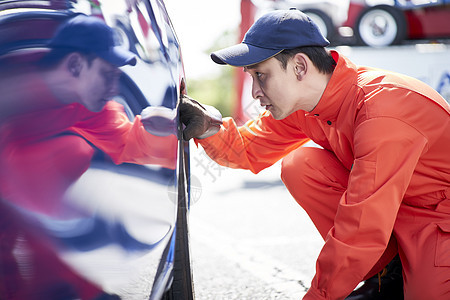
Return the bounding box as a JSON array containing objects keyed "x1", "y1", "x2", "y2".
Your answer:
[
  {"x1": 107, "y1": 79, "x2": 120, "y2": 98},
  {"x1": 251, "y1": 79, "x2": 263, "y2": 100}
]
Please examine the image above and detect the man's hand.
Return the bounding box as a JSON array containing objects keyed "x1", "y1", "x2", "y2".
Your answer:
[{"x1": 179, "y1": 95, "x2": 223, "y2": 141}]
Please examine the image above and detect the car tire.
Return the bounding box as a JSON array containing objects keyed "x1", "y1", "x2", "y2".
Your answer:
[
  {"x1": 161, "y1": 140, "x2": 194, "y2": 300},
  {"x1": 303, "y1": 9, "x2": 335, "y2": 42},
  {"x1": 355, "y1": 5, "x2": 406, "y2": 47}
]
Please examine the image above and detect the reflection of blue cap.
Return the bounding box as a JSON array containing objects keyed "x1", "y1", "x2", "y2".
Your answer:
[
  {"x1": 211, "y1": 9, "x2": 329, "y2": 67},
  {"x1": 49, "y1": 14, "x2": 136, "y2": 67}
]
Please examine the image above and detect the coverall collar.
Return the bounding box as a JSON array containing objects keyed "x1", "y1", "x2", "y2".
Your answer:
[{"x1": 307, "y1": 51, "x2": 358, "y2": 123}]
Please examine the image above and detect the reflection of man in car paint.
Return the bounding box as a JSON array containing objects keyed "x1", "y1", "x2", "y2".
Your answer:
[
  {"x1": 180, "y1": 9, "x2": 450, "y2": 300},
  {"x1": 0, "y1": 14, "x2": 178, "y2": 299},
  {"x1": 0, "y1": 14, "x2": 177, "y2": 214}
]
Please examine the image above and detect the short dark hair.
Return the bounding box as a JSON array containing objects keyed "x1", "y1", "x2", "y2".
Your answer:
[
  {"x1": 275, "y1": 46, "x2": 335, "y2": 74},
  {"x1": 38, "y1": 47, "x2": 97, "y2": 69}
]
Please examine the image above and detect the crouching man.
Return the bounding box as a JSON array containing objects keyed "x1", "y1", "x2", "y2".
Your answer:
[{"x1": 180, "y1": 9, "x2": 450, "y2": 300}]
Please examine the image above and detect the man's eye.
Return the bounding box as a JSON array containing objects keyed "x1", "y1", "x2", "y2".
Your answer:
[{"x1": 256, "y1": 72, "x2": 265, "y2": 82}]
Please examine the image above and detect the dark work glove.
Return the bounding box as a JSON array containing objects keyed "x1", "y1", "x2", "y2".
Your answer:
[{"x1": 179, "y1": 95, "x2": 223, "y2": 141}]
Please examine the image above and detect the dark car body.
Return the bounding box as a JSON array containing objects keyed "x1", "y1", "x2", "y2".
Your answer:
[{"x1": 0, "y1": 1, "x2": 193, "y2": 299}]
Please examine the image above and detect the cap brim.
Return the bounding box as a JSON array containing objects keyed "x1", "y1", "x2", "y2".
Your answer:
[
  {"x1": 211, "y1": 43, "x2": 282, "y2": 67},
  {"x1": 100, "y1": 46, "x2": 137, "y2": 67}
]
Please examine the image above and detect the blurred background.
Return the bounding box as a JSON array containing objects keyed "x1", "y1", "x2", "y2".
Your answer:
[{"x1": 165, "y1": 0, "x2": 241, "y2": 117}]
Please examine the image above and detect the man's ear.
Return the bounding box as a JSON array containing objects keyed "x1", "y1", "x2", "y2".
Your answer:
[
  {"x1": 65, "y1": 52, "x2": 83, "y2": 78},
  {"x1": 292, "y1": 53, "x2": 308, "y2": 81}
]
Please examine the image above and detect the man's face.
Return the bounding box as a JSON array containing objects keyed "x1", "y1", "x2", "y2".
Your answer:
[
  {"x1": 77, "y1": 57, "x2": 121, "y2": 112},
  {"x1": 244, "y1": 57, "x2": 307, "y2": 120}
]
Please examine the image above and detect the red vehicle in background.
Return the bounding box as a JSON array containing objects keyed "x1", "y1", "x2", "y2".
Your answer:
[
  {"x1": 346, "y1": 0, "x2": 450, "y2": 47},
  {"x1": 268, "y1": 0, "x2": 450, "y2": 47}
]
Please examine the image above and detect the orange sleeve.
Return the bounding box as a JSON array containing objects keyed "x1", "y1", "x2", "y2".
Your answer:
[
  {"x1": 197, "y1": 111, "x2": 310, "y2": 174},
  {"x1": 72, "y1": 102, "x2": 177, "y2": 170},
  {"x1": 305, "y1": 117, "x2": 428, "y2": 300}
]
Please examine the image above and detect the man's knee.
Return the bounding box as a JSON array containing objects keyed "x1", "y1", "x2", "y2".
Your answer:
[
  {"x1": 281, "y1": 147, "x2": 346, "y2": 187},
  {"x1": 281, "y1": 147, "x2": 349, "y2": 206},
  {"x1": 281, "y1": 147, "x2": 319, "y2": 185}
]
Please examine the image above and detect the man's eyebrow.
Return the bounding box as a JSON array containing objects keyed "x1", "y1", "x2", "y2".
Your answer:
[
  {"x1": 243, "y1": 63, "x2": 260, "y2": 72},
  {"x1": 245, "y1": 63, "x2": 260, "y2": 70}
]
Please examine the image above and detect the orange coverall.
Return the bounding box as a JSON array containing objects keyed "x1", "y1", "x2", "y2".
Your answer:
[{"x1": 198, "y1": 51, "x2": 450, "y2": 299}]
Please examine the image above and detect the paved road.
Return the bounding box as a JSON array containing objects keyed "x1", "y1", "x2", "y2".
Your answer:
[{"x1": 188, "y1": 144, "x2": 323, "y2": 300}]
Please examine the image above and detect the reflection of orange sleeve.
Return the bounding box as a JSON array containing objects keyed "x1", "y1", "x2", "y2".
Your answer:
[
  {"x1": 115, "y1": 115, "x2": 178, "y2": 169},
  {"x1": 72, "y1": 102, "x2": 177, "y2": 170},
  {"x1": 197, "y1": 111, "x2": 310, "y2": 174}
]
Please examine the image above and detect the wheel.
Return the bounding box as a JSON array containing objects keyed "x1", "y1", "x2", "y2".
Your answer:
[
  {"x1": 355, "y1": 5, "x2": 406, "y2": 47},
  {"x1": 303, "y1": 9, "x2": 335, "y2": 42},
  {"x1": 160, "y1": 130, "x2": 194, "y2": 300}
]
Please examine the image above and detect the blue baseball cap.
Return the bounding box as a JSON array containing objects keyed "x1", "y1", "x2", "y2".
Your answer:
[
  {"x1": 49, "y1": 14, "x2": 136, "y2": 67},
  {"x1": 211, "y1": 9, "x2": 329, "y2": 67}
]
